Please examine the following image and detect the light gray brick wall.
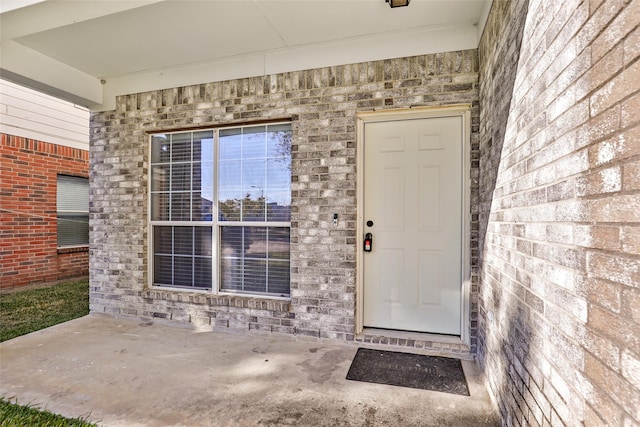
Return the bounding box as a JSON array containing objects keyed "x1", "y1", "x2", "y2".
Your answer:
[
  {"x1": 478, "y1": 0, "x2": 640, "y2": 425},
  {"x1": 90, "y1": 51, "x2": 480, "y2": 353}
]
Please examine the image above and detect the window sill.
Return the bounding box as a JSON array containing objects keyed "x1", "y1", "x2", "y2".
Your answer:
[
  {"x1": 144, "y1": 286, "x2": 291, "y2": 310},
  {"x1": 57, "y1": 246, "x2": 89, "y2": 254},
  {"x1": 218, "y1": 291, "x2": 291, "y2": 302}
]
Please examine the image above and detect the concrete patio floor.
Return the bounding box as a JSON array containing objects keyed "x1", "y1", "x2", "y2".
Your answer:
[{"x1": 0, "y1": 314, "x2": 500, "y2": 426}]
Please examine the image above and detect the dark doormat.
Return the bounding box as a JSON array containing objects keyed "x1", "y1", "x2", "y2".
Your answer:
[{"x1": 346, "y1": 348, "x2": 470, "y2": 396}]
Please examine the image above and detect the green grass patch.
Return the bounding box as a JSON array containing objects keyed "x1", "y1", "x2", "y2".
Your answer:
[
  {"x1": 0, "y1": 279, "x2": 94, "y2": 425},
  {"x1": 0, "y1": 278, "x2": 90, "y2": 343},
  {"x1": 0, "y1": 397, "x2": 96, "y2": 427}
]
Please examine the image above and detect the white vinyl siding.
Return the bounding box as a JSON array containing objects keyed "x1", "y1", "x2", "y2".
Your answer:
[{"x1": 0, "y1": 79, "x2": 89, "y2": 150}]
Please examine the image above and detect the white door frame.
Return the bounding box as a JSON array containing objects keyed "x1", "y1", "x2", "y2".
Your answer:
[{"x1": 355, "y1": 104, "x2": 472, "y2": 344}]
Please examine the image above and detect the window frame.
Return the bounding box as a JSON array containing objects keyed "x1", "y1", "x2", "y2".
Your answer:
[
  {"x1": 148, "y1": 122, "x2": 292, "y2": 299},
  {"x1": 56, "y1": 174, "x2": 89, "y2": 249}
]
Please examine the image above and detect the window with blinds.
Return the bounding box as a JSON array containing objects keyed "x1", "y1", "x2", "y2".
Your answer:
[
  {"x1": 150, "y1": 123, "x2": 291, "y2": 297},
  {"x1": 57, "y1": 175, "x2": 89, "y2": 247}
]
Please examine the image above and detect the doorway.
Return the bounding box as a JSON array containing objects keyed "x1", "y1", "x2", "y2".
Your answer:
[{"x1": 356, "y1": 106, "x2": 470, "y2": 337}]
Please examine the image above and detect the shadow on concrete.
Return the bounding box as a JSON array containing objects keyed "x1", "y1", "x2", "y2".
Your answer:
[{"x1": 0, "y1": 315, "x2": 500, "y2": 426}]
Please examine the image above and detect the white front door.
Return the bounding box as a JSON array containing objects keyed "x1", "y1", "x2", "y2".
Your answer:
[{"x1": 363, "y1": 115, "x2": 463, "y2": 335}]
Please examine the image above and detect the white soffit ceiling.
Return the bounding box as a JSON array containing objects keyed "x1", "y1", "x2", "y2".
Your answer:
[{"x1": 0, "y1": 0, "x2": 493, "y2": 111}]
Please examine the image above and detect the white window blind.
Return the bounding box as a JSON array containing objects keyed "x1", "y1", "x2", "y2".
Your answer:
[
  {"x1": 150, "y1": 124, "x2": 291, "y2": 296},
  {"x1": 57, "y1": 175, "x2": 89, "y2": 247}
]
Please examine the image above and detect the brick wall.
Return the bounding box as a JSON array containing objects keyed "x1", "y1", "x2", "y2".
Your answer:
[
  {"x1": 0, "y1": 134, "x2": 89, "y2": 288},
  {"x1": 90, "y1": 51, "x2": 480, "y2": 354},
  {"x1": 478, "y1": 0, "x2": 640, "y2": 425}
]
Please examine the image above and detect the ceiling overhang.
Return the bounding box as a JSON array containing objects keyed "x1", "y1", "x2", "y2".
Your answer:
[{"x1": 0, "y1": 0, "x2": 492, "y2": 111}]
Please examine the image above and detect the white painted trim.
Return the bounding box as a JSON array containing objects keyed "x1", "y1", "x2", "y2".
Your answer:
[
  {"x1": 0, "y1": 1, "x2": 163, "y2": 38},
  {"x1": 0, "y1": 41, "x2": 103, "y2": 106},
  {"x1": 461, "y1": 108, "x2": 472, "y2": 347},
  {"x1": 355, "y1": 104, "x2": 472, "y2": 347},
  {"x1": 0, "y1": 0, "x2": 46, "y2": 14},
  {"x1": 146, "y1": 133, "x2": 154, "y2": 291},
  {"x1": 96, "y1": 24, "x2": 478, "y2": 112}
]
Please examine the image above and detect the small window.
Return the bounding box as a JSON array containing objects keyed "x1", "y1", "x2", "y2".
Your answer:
[{"x1": 57, "y1": 175, "x2": 89, "y2": 247}]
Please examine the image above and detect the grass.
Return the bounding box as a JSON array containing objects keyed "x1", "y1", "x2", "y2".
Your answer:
[
  {"x1": 0, "y1": 278, "x2": 95, "y2": 426},
  {"x1": 0, "y1": 398, "x2": 96, "y2": 427},
  {"x1": 0, "y1": 279, "x2": 90, "y2": 342}
]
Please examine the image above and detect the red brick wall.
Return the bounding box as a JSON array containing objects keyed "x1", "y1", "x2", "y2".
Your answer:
[{"x1": 0, "y1": 133, "x2": 89, "y2": 289}]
